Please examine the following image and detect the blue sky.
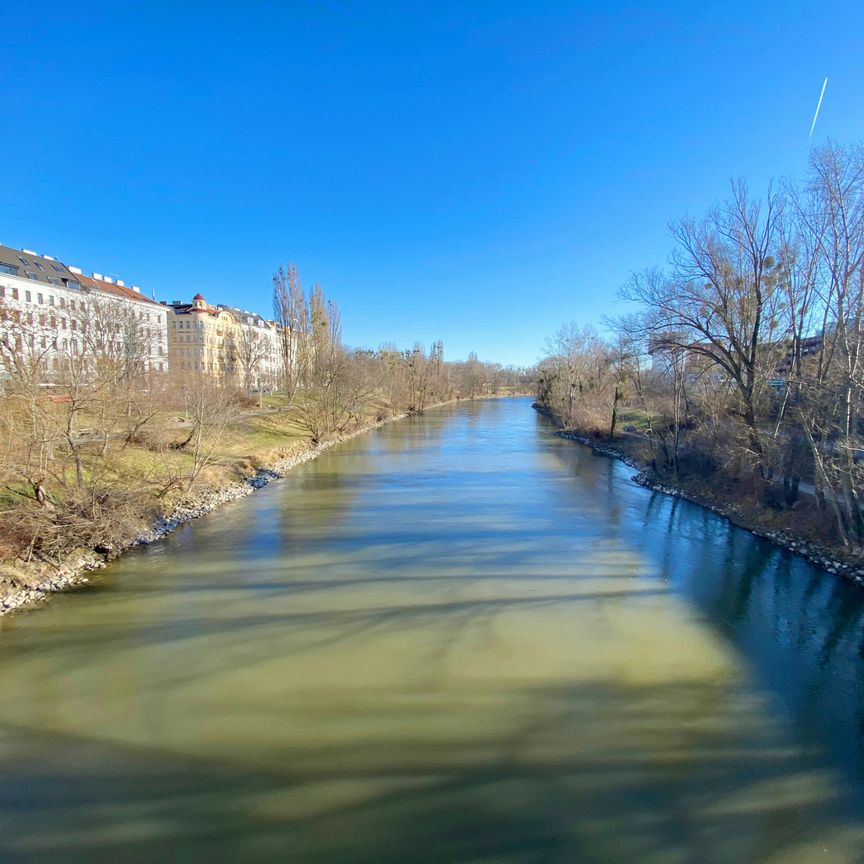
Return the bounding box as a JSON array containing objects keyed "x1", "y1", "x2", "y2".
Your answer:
[{"x1": 2, "y1": 1, "x2": 863, "y2": 366}]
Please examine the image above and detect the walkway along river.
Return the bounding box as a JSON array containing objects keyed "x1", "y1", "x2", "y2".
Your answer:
[{"x1": 1, "y1": 397, "x2": 864, "y2": 863}]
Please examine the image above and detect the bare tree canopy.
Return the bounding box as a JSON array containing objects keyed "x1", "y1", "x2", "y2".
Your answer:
[{"x1": 538, "y1": 141, "x2": 864, "y2": 552}]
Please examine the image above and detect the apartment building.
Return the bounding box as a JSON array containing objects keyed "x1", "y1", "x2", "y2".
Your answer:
[
  {"x1": 0, "y1": 244, "x2": 168, "y2": 378},
  {"x1": 216, "y1": 303, "x2": 282, "y2": 390},
  {"x1": 74, "y1": 272, "x2": 169, "y2": 373},
  {"x1": 0, "y1": 245, "x2": 91, "y2": 373},
  {"x1": 164, "y1": 293, "x2": 283, "y2": 389},
  {"x1": 0, "y1": 244, "x2": 281, "y2": 388}
]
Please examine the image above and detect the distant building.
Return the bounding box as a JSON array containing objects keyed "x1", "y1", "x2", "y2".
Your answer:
[
  {"x1": 774, "y1": 334, "x2": 824, "y2": 377},
  {"x1": 0, "y1": 244, "x2": 285, "y2": 388},
  {"x1": 164, "y1": 293, "x2": 283, "y2": 388},
  {"x1": 216, "y1": 303, "x2": 283, "y2": 390},
  {"x1": 74, "y1": 272, "x2": 169, "y2": 373},
  {"x1": 0, "y1": 244, "x2": 167, "y2": 378},
  {"x1": 648, "y1": 326, "x2": 828, "y2": 387}
]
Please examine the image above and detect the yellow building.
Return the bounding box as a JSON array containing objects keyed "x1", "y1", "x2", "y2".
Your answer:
[
  {"x1": 164, "y1": 293, "x2": 282, "y2": 388},
  {"x1": 165, "y1": 293, "x2": 235, "y2": 377}
]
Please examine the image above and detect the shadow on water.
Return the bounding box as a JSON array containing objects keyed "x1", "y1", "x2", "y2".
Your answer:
[
  {"x1": 536, "y1": 408, "x2": 864, "y2": 809},
  {"x1": 2, "y1": 676, "x2": 863, "y2": 864},
  {"x1": 1, "y1": 399, "x2": 864, "y2": 862}
]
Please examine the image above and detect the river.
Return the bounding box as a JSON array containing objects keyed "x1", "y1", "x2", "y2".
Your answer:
[{"x1": 1, "y1": 397, "x2": 863, "y2": 863}]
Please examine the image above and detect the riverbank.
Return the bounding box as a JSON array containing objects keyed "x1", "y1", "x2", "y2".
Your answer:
[
  {"x1": 0, "y1": 424, "x2": 378, "y2": 615},
  {"x1": 2, "y1": 398, "x2": 510, "y2": 617},
  {"x1": 534, "y1": 403, "x2": 864, "y2": 590}
]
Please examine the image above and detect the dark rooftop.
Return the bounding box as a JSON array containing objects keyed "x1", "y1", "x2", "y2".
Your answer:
[{"x1": 0, "y1": 244, "x2": 80, "y2": 290}]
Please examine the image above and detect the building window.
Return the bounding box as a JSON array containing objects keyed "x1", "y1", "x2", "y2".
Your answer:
[
  {"x1": 48, "y1": 295, "x2": 55, "y2": 306},
  {"x1": 27, "y1": 272, "x2": 40, "y2": 281},
  {"x1": 25, "y1": 290, "x2": 32, "y2": 303},
  {"x1": 33, "y1": 262, "x2": 44, "y2": 271},
  {"x1": 0, "y1": 263, "x2": 17, "y2": 276},
  {"x1": 11, "y1": 288, "x2": 17, "y2": 300},
  {"x1": 37, "y1": 293, "x2": 44, "y2": 304}
]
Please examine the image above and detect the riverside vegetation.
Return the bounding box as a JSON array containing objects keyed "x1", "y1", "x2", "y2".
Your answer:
[
  {"x1": 536, "y1": 141, "x2": 864, "y2": 576},
  {"x1": 0, "y1": 267, "x2": 533, "y2": 608}
]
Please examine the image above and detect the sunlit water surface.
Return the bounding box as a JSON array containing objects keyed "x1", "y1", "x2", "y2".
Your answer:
[{"x1": 1, "y1": 398, "x2": 864, "y2": 863}]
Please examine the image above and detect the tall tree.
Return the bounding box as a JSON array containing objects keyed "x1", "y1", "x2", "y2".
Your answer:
[
  {"x1": 790, "y1": 142, "x2": 864, "y2": 545},
  {"x1": 623, "y1": 181, "x2": 788, "y2": 473},
  {"x1": 272, "y1": 264, "x2": 307, "y2": 403}
]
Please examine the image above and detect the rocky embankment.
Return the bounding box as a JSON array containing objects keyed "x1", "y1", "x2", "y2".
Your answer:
[
  {"x1": 536, "y1": 403, "x2": 864, "y2": 590},
  {"x1": 0, "y1": 415, "x2": 407, "y2": 617}
]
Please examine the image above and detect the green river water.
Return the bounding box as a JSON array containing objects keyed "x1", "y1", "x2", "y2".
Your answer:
[{"x1": 1, "y1": 397, "x2": 864, "y2": 863}]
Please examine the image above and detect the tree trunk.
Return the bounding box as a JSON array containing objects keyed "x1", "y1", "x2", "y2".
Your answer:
[{"x1": 609, "y1": 384, "x2": 620, "y2": 441}]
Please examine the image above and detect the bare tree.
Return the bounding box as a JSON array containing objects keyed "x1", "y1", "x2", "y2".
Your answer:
[
  {"x1": 788, "y1": 142, "x2": 864, "y2": 546},
  {"x1": 404, "y1": 343, "x2": 430, "y2": 413},
  {"x1": 623, "y1": 182, "x2": 788, "y2": 474},
  {"x1": 539, "y1": 324, "x2": 613, "y2": 432},
  {"x1": 174, "y1": 376, "x2": 241, "y2": 490},
  {"x1": 229, "y1": 325, "x2": 269, "y2": 396},
  {"x1": 272, "y1": 264, "x2": 307, "y2": 403},
  {"x1": 0, "y1": 296, "x2": 163, "y2": 560},
  {"x1": 461, "y1": 351, "x2": 484, "y2": 399}
]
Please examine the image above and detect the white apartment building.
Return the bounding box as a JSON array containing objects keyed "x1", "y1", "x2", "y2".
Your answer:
[
  {"x1": 0, "y1": 244, "x2": 168, "y2": 379},
  {"x1": 75, "y1": 272, "x2": 169, "y2": 373}
]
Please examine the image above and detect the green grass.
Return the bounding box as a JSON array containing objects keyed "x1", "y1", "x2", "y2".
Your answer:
[{"x1": 616, "y1": 407, "x2": 652, "y2": 432}]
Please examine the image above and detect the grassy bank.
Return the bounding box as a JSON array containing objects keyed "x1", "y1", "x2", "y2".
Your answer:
[{"x1": 0, "y1": 398, "x2": 313, "y2": 612}]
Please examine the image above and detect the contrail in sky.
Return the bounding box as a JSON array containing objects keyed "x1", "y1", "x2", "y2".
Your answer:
[{"x1": 809, "y1": 77, "x2": 828, "y2": 139}]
